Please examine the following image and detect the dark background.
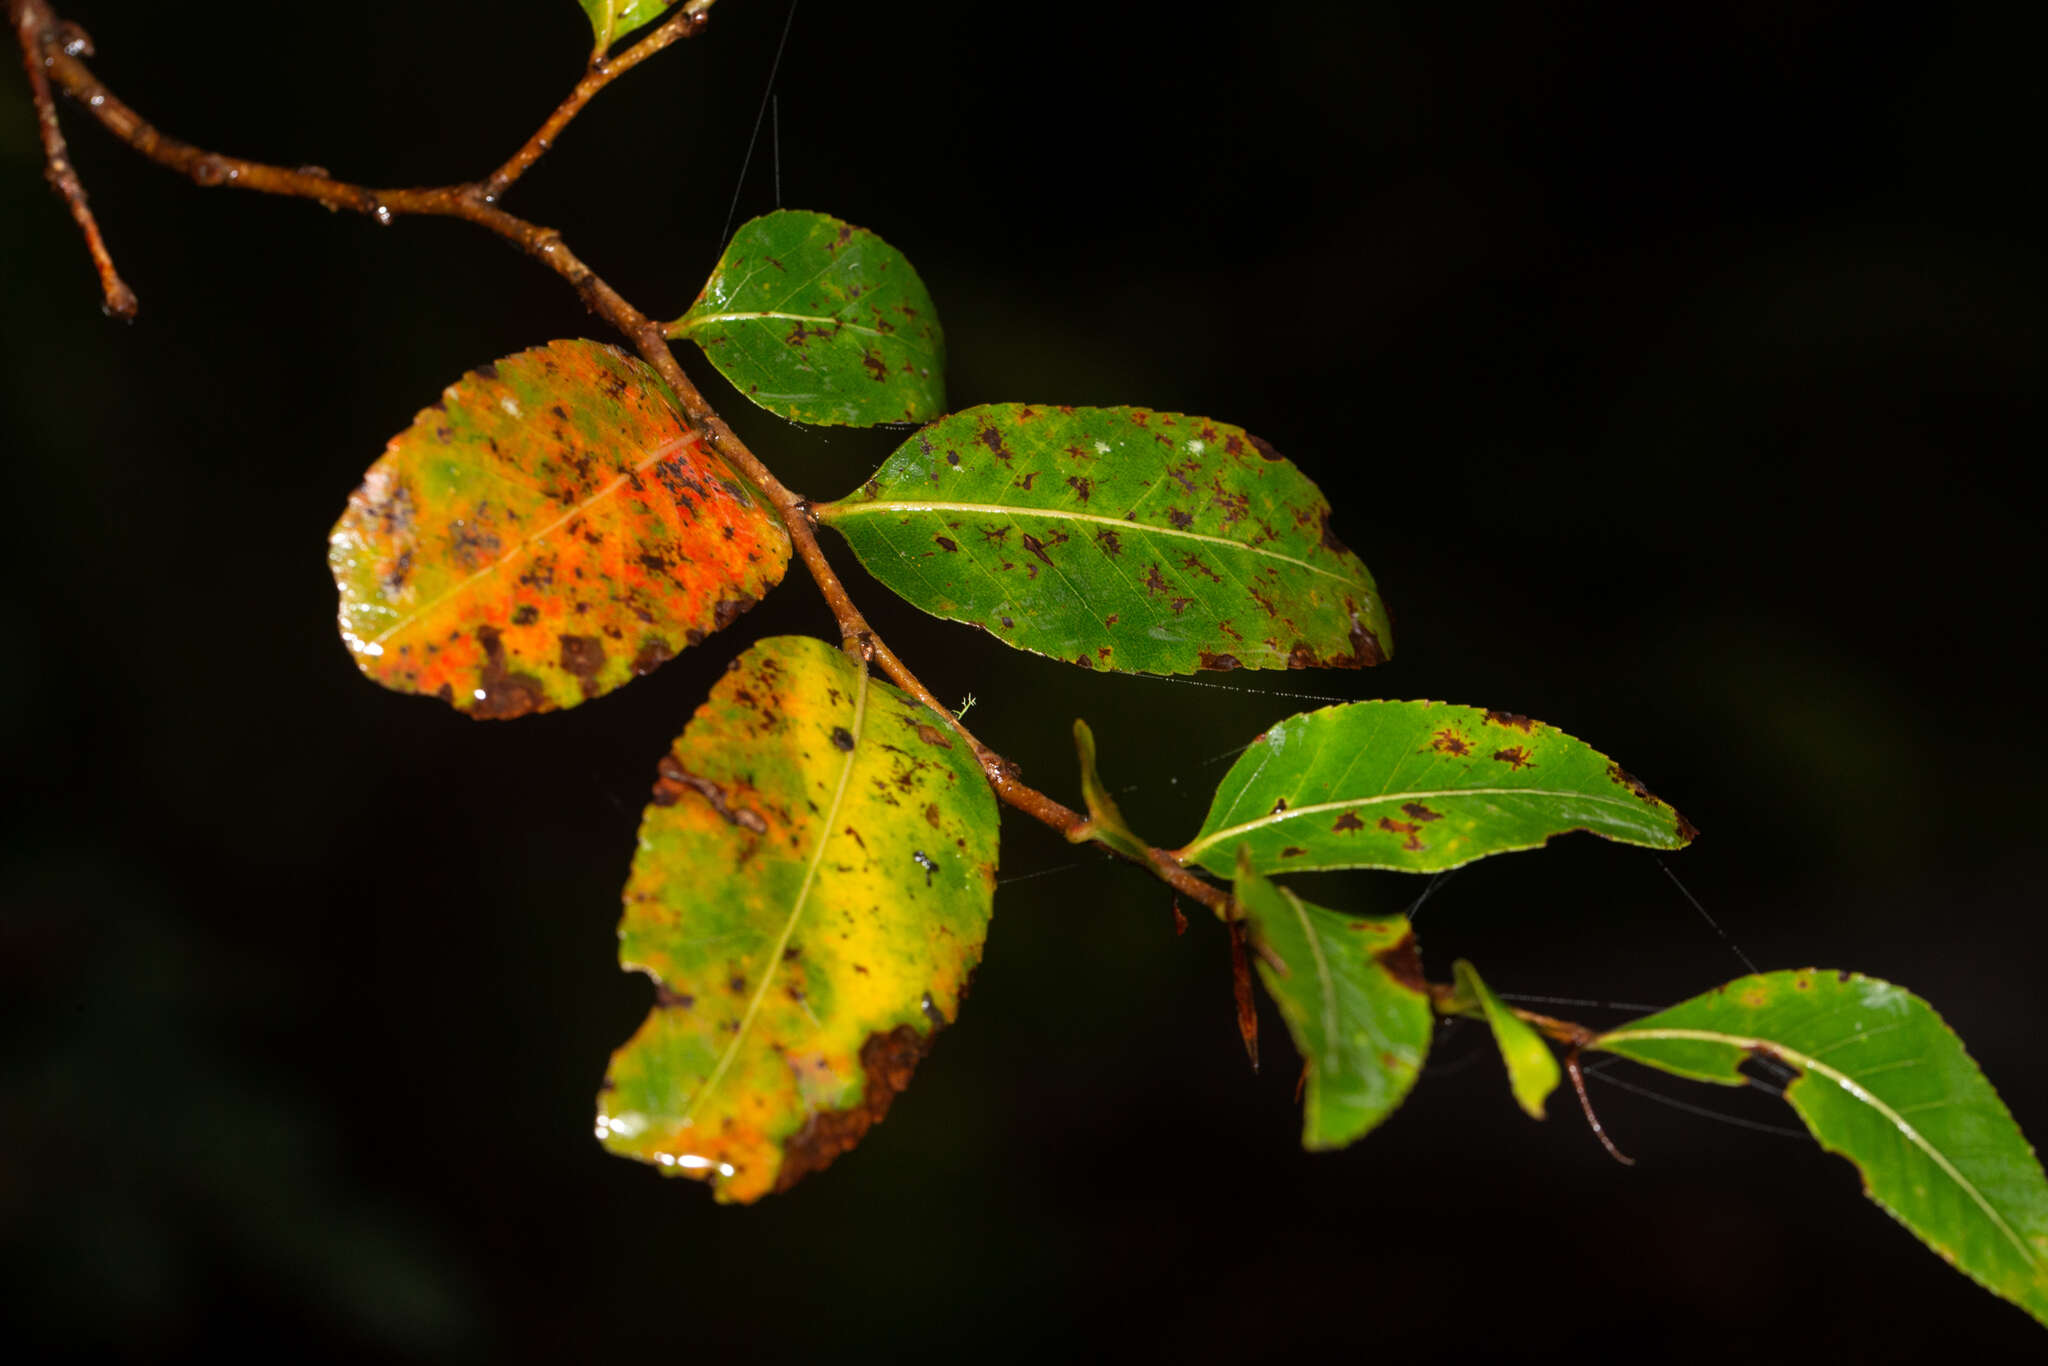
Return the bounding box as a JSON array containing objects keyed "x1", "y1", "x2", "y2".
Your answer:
[{"x1": 4, "y1": 1, "x2": 2044, "y2": 1359}]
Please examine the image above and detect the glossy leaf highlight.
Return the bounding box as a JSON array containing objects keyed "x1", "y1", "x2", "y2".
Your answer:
[
  {"x1": 598, "y1": 636, "x2": 999, "y2": 1202},
  {"x1": 1233, "y1": 851, "x2": 1432, "y2": 1149},
  {"x1": 330, "y1": 340, "x2": 789, "y2": 718},
  {"x1": 1597, "y1": 970, "x2": 2048, "y2": 1328},
  {"x1": 816, "y1": 404, "x2": 1390, "y2": 675},
  {"x1": 1181, "y1": 701, "x2": 1693, "y2": 875},
  {"x1": 670, "y1": 210, "x2": 944, "y2": 426},
  {"x1": 578, "y1": 0, "x2": 677, "y2": 51},
  {"x1": 1451, "y1": 959, "x2": 1560, "y2": 1120}
]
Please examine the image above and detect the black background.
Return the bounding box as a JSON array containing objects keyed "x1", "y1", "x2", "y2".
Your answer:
[{"x1": 4, "y1": 1, "x2": 2045, "y2": 1359}]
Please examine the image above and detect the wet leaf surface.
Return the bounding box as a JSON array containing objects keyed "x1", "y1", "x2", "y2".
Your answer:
[
  {"x1": 329, "y1": 340, "x2": 789, "y2": 718},
  {"x1": 1233, "y1": 851, "x2": 1432, "y2": 1149},
  {"x1": 598, "y1": 636, "x2": 999, "y2": 1202},
  {"x1": 816, "y1": 404, "x2": 1389, "y2": 674},
  {"x1": 577, "y1": 0, "x2": 677, "y2": 51},
  {"x1": 1451, "y1": 959, "x2": 1560, "y2": 1120},
  {"x1": 1596, "y1": 971, "x2": 2048, "y2": 1328},
  {"x1": 1181, "y1": 700, "x2": 1693, "y2": 875},
  {"x1": 670, "y1": 210, "x2": 943, "y2": 426}
]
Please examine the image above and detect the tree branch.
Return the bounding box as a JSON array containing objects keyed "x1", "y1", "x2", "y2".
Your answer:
[
  {"x1": 11, "y1": 0, "x2": 1235, "y2": 918},
  {"x1": 10, "y1": 2, "x2": 132, "y2": 316}
]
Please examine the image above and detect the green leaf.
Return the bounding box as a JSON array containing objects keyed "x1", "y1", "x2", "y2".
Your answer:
[
  {"x1": 669, "y1": 210, "x2": 944, "y2": 427},
  {"x1": 1233, "y1": 851, "x2": 1433, "y2": 1149},
  {"x1": 329, "y1": 339, "x2": 790, "y2": 718},
  {"x1": 1451, "y1": 959, "x2": 1561, "y2": 1120},
  {"x1": 1067, "y1": 719, "x2": 1152, "y2": 863},
  {"x1": 815, "y1": 404, "x2": 1390, "y2": 675},
  {"x1": 1596, "y1": 970, "x2": 2048, "y2": 1328},
  {"x1": 578, "y1": 0, "x2": 677, "y2": 52},
  {"x1": 1180, "y1": 700, "x2": 1694, "y2": 876},
  {"x1": 598, "y1": 636, "x2": 999, "y2": 1202}
]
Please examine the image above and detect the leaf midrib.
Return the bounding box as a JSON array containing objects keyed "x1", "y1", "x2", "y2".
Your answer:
[
  {"x1": 820, "y1": 498, "x2": 1361, "y2": 586},
  {"x1": 683, "y1": 658, "x2": 873, "y2": 1125},
  {"x1": 1597, "y1": 1025, "x2": 2039, "y2": 1273},
  {"x1": 1181, "y1": 786, "x2": 1660, "y2": 862}
]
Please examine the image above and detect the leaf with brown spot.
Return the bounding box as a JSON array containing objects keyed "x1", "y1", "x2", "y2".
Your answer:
[
  {"x1": 1231, "y1": 851, "x2": 1432, "y2": 1149},
  {"x1": 330, "y1": 340, "x2": 790, "y2": 718},
  {"x1": 814, "y1": 405, "x2": 1391, "y2": 675},
  {"x1": 598, "y1": 637, "x2": 999, "y2": 1203},
  {"x1": 669, "y1": 211, "x2": 944, "y2": 427},
  {"x1": 1182, "y1": 701, "x2": 1694, "y2": 875}
]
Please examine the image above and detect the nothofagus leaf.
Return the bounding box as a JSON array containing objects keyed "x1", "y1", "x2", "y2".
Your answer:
[
  {"x1": 598, "y1": 636, "x2": 999, "y2": 1202},
  {"x1": 328, "y1": 339, "x2": 790, "y2": 718},
  {"x1": 815, "y1": 404, "x2": 1390, "y2": 675},
  {"x1": 1597, "y1": 971, "x2": 2048, "y2": 1328},
  {"x1": 577, "y1": 0, "x2": 678, "y2": 52},
  {"x1": 1232, "y1": 851, "x2": 1433, "y2": 1149},
  {"x1": 1450, "y1": 959, "x2": 1561, "y2": 1120},
  {"x1": 670, "y1": 210, "x2": 945, "y2": 427},
  {"x1": 1181, "y1": 700, "x2": 1694, "y2": 876},
  {"x1": 1068, "y1": 719, "x2": 1153, "y2": 863}
]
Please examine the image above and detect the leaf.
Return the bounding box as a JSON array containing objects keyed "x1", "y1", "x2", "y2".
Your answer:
[
  {"x1": 669, "y1": 210, "x2": 944, "y2": 427},
  {"x1": 329, "y1": 339, "x2": 790, "y2": 718},
  {"x1": 597, "y1": 635, "x2": 1000, "y2": 1202},
  {"x1": 578, "y1": 0, "x2": 677, "y2": 51},
  {"x1": 1596, "y1": 970, "x2": 2048, "y2": 1328},
  {"x1": 1451, "y1": 959, "x2": 1561, "y2": 1120},
  {"x1": 1180, "y1": 700, "x2": 1694, "y2": 876},
  {"x1": 1067, "y1": 719, "x2": 1152, "y2": 863},
  {"x1": 1233, "y1": 850, "x2": 1433, "y2": 1149},
  {"x1": 815, "y1": 404, "x2": 1391, "y2": 675}
]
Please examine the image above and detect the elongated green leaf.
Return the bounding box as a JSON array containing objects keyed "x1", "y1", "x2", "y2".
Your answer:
[
  {"x1": 598, "y1": 636, "x2": 999, "y2": 1202},
  {"x1": 1068, "y1": 719, "x2": 1151, "y2": 863},
  {"x1": 815, "y1": 404, "x2": 1390, "y2": 675},
  {"x1": 1234, "y1": 851, "x2": 1432, "y2": 1149},
  {"x1": 330, "y1": 340, "x2": 790, "y2": 718},
  {"x1": 578, "y1": 0, "x2": 677, "y2": 51},
  {"x1": 670, "y1": 210, "x2": 943, "y2": 426},
  {"x1": 1597, "y1": 971, "x2": 2048, "y2": 1328},
  {"x1": 1451, "y1": 959, "x2": 1560, "y2": 1120},
  {"x1": 1180, "y1": 700, "x2": 1693, "y2": 875}
]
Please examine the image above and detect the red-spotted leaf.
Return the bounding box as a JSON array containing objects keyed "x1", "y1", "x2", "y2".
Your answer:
[
  {"x1": 814, "y1": 404, "x2": 1390, "y2": 675},
  {"x1": 329, "y1": 340, "x2": 790, "y2": 717}
]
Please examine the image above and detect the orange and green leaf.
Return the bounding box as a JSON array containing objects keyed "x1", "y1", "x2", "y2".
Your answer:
[
  {"x1": 329, "y1": 339, "x2": 790, "y2": 717},
  {"x1": 598, "y1": 636, "x2": 999, "y2": 1202}
]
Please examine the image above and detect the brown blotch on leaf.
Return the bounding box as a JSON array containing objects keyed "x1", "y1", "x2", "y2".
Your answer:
[
  {"x1": 915, "y1": 723, "x2": 953, "y2": 749},
  {"x1": 775, "y1": 1025, "x2": 931, "y2": 1194},
  {"x1": 1332, "y1": 812, "x2": 1364, "y2": 832},
  {"x1": 976, "y1": 424, "x2": 1013, "y2": 462},
  {"x1": 1401, "y1": 802, "x2": 1443, "y2": 823},
  {"x1": 1316, "y1": 508, "x2": 1352, "y2": 557},
  {"x1": 1021, "y1": 534, "x2": 1054, "y2": 566},
  {"x1": 1067, "y1": 475, "x2": 1093, "y2": 502},
  {"x1": 1374, "y1": 933, "x2": 1427, "y2": 994},
  {"x1": 934, "y1": 535, "x2": 959, "y2": 552},
  {"x1": 632, "y1": 637, "x2": 674, "y2": 676},
  {"x1": 831, "y1": 726, "x2": 855, "y2": 752},
  {"x1": 1377, "y1": 817, "x2": 1425, "y2": 851},
  {"x1": 713, "y1": 594, "x2": 759, "y2": 632},
  {"x1": 558, "y1": 634, "x2": 606, "y2": 696},
  {"x1": 924, "y1": 802, "x2": 940, "y2": 828},
  {"x1": 1484, "y1": 709, "x2": 1535, "y2": 732},
  {"x1": 1197, "y1": 652, "x2": 1242, "y2": 671},
  {"x1": 1248, "y1": 434, "x2": 1284, "y2": 463},
  {"x1": 1492, "y1": 746, "x2": 1534, "y2": 770},
  {"x1": 1279, "y1": 845, "x2": 1308, "y2": 858},
  {"x1": 471, "y1": 625, "x2": 546, "y2": 719},
  {"x1": 1167, "y1": 508, "x2": 1194, "y2": 529},
  {"x1": 651, "y1": 755, "x2": 769, "y2": 833},
  {"x1": 653, "y1": 984, "x2": 694, "y2": 1010},
  {"x1": 1431, "y1": 729, "x2": 1471, "y2": 757}
]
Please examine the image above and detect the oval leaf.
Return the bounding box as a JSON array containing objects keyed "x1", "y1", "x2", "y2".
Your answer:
[
  {"x1": 329, "y1": 340, "x2": 790, "y2": 718},
  {"x1": 1596, "y1": 971, "x2": 2048, "y2": 1328},
  {"x1": 670, "y1": 210, "x2": 944, "y2": 426},
  {"x1": 598, "y1": 635, "x2": 999, "y2": 1202},
  {"x1": 1234, "y1": 851, "x2": 1433, "y2": 1149},
  {"x1": 1180, "y1": 700, "x2": 1694, "y2": 875},
  {"x1": 578, "y1": 0, "x2": 677, "y2": 51},
  {"x1": 816, "y1": 404, "x2": 1390, "y2": 674},
  {"x1": 1451, "y1": 959, "x2": 1561, "y2": 1120}
]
